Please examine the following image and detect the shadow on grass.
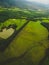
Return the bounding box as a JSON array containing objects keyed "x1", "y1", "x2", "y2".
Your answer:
[
  {"x1": 0, "y1": 20, "x2": 30, "y2": 52},
  {"x1": 0, "y1": 56, "x2": 33, "y2": 65},
  {"x1": 41, "y1": 22, "x2": 49, "y2": 40},
  {"x1": 0, "y1": 40, "x2": 34, "y2": 65},
  {"x1": 38, "y1": 47, "x2": 49, "y2": 65}
]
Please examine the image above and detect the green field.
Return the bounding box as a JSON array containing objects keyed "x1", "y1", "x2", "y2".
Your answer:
[{"x1": 0, "y1": 7, "x2": 49, "y2": 65}]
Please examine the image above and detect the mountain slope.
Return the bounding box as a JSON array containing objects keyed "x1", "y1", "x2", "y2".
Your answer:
[{"x1": 0, "y1": 0, "x2": 48, "y2": 10}]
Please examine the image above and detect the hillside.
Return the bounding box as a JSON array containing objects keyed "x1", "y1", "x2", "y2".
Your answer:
[
  {"x1": 0, "y1": 0, "x2": 49, "y2": 65},
  {"x1": 0, "y1": 0, "x2": 48, "y2": 10}
]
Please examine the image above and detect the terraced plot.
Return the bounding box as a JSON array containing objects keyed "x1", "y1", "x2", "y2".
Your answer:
[
  {"x1": 0, "y1": 7, "x2": 49, "y2": 65},
  {"x1": 0, "y1": 21, "x2": 48, "y2": 65}
]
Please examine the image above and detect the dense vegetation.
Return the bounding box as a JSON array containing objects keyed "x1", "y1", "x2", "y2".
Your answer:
[{"x1": 0, "y1": 7, "x2": 49, "y2": 65}]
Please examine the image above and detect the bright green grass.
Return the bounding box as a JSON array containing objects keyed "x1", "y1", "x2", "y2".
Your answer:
[
  {"x1": 0, "y1": 21, "x2": 48, "y2": 65},
  {"x1": 0, "y1": 7, "x2": 49, "y2": 65},
  {"x1": 41, "y1": 17, "x2": 49, "y2": 23},
  {"x1": 0, "y1": 19, "x2": 27, "y2": 30},
  {"x1": 8, "y1": 7, "x2": 22, "y2": 12},
  {"x1": 42, "y1": 19, "x2": 49, "y2": 23},
  {"x1": 0, "y1": 19, "x2": 27, "y2": 39}
]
